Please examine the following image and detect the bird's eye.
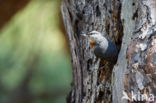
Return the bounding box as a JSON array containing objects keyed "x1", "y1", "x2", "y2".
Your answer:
[
  {"x1": 88, "y1": 33, "x2": 93, "y2": 35},
  {"x1": 88, "y1": 32, "x2": 95, "y2": 35},
  {"x1": 87, "y1": 31, "x2": 99, "y2": 35}
]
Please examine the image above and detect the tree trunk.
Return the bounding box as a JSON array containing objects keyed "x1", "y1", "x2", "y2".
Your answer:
[{"x1": 61, "y1": 0, "x2": 156, "y2": 103}]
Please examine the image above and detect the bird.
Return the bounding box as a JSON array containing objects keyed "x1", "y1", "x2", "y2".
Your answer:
[{"x1": 82, "y1": 31, "x2": 118, "y2": 63}]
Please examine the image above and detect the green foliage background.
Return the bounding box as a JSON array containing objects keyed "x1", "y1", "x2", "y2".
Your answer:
[{"x1": 0, "y1": 0, "x2": 72, "y2": 103}]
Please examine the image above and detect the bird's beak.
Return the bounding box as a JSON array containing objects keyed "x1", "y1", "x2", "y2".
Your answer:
[{"x1": 81, "y1": 33, "x2": 87, "y2": 37}]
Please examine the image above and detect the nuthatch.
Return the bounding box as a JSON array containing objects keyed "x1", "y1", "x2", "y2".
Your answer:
[{"x1": 82, "y1": 31, "x2": 118, "y2": 63}]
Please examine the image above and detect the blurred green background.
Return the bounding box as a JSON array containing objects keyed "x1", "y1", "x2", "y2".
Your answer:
[{"x1": 0, "y1": 0, "x2": 72, "y2": 103}]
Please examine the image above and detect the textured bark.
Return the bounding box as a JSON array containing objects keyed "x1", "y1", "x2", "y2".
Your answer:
[
  {"x1": 123, "y1": 0, "x2": 156, "y2": 102},
  {"x1": 61, "y1": 0, "x2": 156, "y2": 103}
]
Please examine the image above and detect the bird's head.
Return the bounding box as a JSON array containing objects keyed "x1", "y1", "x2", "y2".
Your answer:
[{"x1": 82, "y1": 31, "x2": 102, "y2": 48}]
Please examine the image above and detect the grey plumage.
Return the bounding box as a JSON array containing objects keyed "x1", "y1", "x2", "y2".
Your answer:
[{"x1": 94, "y1": 37, "x2": 118, "y2": 63}]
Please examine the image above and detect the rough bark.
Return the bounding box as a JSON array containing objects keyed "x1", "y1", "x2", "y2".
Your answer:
[
  {"x1": 122, "y1": 0, "x2": 156, "y2": 102},
  {"x1": 61, "y1": 0, "x2": 156, "y2": 103}
]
